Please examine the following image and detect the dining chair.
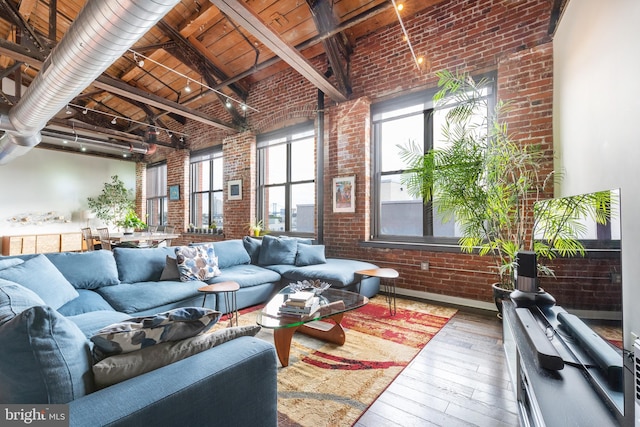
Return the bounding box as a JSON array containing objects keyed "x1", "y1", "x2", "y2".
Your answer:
[
  {"x1": 96, "y1": 227, "x2": 113, "y2": 251},
  {"x1": 162, "y1": 225, "x2": 175, "y2": 246},
  {"x1": 81, "y1": 227, "x2": 100, "y2": 251},
  {"x1": 148, "y1": 225, "x2": 158, "y2": 233}
]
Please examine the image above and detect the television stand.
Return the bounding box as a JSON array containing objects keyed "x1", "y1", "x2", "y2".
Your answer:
[{"x1": 502, "y1": 301, "x2": 621, "y2": 426}]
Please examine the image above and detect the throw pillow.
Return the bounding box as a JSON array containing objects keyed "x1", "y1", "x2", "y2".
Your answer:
[
  {"x1": 160, "y1": 255, "x2": 180, "y2": 281},
  {"x1": 295, "y1": 244, "x2": 327, "y2": 266},
  {"x1": 0, "y1": 279, "x2": 45, "y2": 327},
  {"x1": 175, "y1": 245, "x2": 221, "y2": 281},
  {"x1": 90, "y1": 307, "x2": 222, "y2": 360},
  {"x1": 0, "y1": 254, "x2": 79, "y2": 310},
  {"x1": 258, "y1": 235, "x2": 298, "y2": 266},
  {"x1": 92, "y1": 325, "x2": 261, "y2": 388},
  {"x1": 242, "y1": 236, "x2": 262, "y2": 264},
  {"x1": 0, "y1": 305, "x2": 93, "y2": 403},
  {"x1": 0, "y1": 258, "x2": 24, "y2": 271}
]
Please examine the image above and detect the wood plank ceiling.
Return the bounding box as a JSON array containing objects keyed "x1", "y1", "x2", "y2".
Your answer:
[{"x1": 0, "y1": 0, "x2": 562, "y2": 159}]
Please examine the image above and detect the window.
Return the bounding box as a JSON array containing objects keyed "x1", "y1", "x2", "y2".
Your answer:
[
  {"x1": 371, "y1": 75, "x2": 495, "y2": 242},
  {"x1": 257, "y1": 122, "x2": 315, "y2": 234},
  {"x1": 146, "y1": 163, "x2": 167, "y2": 226},
  {"x1": 190, "y1": 147, "x2": 224, "y2": 230}
]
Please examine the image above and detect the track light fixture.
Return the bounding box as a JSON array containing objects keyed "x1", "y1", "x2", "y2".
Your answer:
[
  {"x1": 111, "y1": 117, "x2": 117, "y2": 125},
  {"x1": 133, "y1": 53, "x2": 144, "y2": 68},
  {"x1": 127, "y1": 49, "x2": 258, "y2": 112},
  {"x1": 391, "y1": 0, "x2": 424, "y2": 71},
  {"x1": 82, "y1": 108, "x2": 88, "y2": 115},
  {"x1": 65, "y1": 105, "x2": 72, "y2": 115}
]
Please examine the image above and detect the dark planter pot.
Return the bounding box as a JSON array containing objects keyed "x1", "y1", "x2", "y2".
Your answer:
[{"x1": 492, "y1": 283, "x2": 512, "y2": 319}]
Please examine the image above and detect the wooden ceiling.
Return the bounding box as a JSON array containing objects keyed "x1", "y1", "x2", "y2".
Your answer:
[
  {"x1": 0, "y1": 0, "x2": 566, "y2": 159},
  {"x1": 0, "y1": 0, "x2": 448, "y2": 158}
]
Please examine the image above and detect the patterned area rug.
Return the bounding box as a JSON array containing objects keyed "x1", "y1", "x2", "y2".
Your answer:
[{"x1": 227, "y1": 295, "x2": 457, "y2": 427}]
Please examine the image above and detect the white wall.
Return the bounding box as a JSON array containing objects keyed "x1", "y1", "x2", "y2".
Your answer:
[
  {"x1": 0, "y1": 147, "x2": 135, "y2": 251},
  {"x1": 554, "y1": 0, "x2": 640, "y2": 348}
]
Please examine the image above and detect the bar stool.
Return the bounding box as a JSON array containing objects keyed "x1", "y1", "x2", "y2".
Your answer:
[{"x1": 198, "y1": 281, "x2": 240, "y2": 326}]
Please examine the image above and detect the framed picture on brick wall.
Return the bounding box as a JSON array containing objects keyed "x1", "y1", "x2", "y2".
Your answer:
[
  {"x1": 228, "y1": 179, "x2": 242, "y2": 200},
  {"x1": 333, "y1": 176, "x2": 355, "y2": 213}
]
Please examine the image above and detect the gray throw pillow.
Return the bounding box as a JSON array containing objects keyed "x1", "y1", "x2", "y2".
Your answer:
[
  {"x1": 92, "y1": 324, "x2": 261, "y2": 388},
  {"x1": 258, "y1": 235, "x2": 298, "y2": 265}
]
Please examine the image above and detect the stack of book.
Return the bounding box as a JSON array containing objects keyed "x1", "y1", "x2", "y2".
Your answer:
[{"x1": 279, "y1": 291, "x2": 321, "y2": 317}]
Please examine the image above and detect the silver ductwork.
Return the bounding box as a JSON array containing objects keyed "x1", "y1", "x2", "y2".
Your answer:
[{"x1": 0, "y1": 0, "x2": 181, "y2": 165}]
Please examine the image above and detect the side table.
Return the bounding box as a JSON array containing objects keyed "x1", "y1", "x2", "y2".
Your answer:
[
  {"x1": 355, "y1": 268, "x2": 399, "y2": 315},
  {"x1": 198, "y1": 281, "x2": 240, "y2": 326}
]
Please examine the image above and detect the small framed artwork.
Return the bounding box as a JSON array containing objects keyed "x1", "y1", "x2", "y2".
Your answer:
[
  {"x1": 333, "y1": 176, "x2": 355, "y2": 213},
  {"x1": 228, "y1": 179, "x2": 242, "y2": 200},
  {"x1": 169, "y1": 185, "x2": 180, "y2": 201}
]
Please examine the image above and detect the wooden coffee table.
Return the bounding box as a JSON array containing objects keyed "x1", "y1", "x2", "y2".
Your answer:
[{"x1": 256, "y1": 287, "x2": 368, "y2": 367}]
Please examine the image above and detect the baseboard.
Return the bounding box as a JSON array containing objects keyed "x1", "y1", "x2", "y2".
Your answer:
[{"x1": 394, "y1": 288, "x2": 496, "y2": 312}]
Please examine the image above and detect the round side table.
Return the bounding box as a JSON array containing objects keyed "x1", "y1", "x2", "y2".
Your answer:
[
  {"x1": 198, "y1": 281, "x2": 240, "y2": 326},
  {"x1": 355, "y1": 268, "x2": 399, "y2": 315}
]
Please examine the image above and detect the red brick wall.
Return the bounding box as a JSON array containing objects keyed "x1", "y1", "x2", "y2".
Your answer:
[{"x1": 141, "y1": 0, "x2": 564, "y2": 307}]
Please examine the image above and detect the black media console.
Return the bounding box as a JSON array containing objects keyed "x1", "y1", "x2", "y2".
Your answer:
[{"x1": 502, "y1": 300, "x2": 628, "y2": 426}]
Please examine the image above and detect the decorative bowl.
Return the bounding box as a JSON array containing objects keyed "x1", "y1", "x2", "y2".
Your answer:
[{"x1": 289, "y1": 279, "x2": 331, "y2": 295}]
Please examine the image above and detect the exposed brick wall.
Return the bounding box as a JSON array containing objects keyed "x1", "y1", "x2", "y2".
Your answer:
[
  {"x1": 137, "y1": 0, "x2": 565, "y2": 307},
  {"x1": 165, "y1": 149, "x2": 190, "y2": 233}
]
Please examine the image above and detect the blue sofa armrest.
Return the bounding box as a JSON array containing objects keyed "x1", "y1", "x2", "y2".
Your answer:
[{"x1": 68, "y1": 337, "x2": 277, "y2": 427}]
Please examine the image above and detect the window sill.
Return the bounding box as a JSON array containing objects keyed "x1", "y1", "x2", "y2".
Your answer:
[{"x1": 359, "y1": 239, "x2": 463, "y2": 253}]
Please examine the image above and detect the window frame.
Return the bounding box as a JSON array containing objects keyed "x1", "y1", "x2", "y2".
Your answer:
[
  {"x1": 256, "y1": 121, "x2": 315, "y2": 236},
  {"x1": 189, "y1": 146, "x2": 224, "y2": 230},
  {"x1": 145, "y1": 162, "x2": 167, "y2": 227},
  {"x1": 370, "y1": 72, "x2": 496, "y2": 245}
]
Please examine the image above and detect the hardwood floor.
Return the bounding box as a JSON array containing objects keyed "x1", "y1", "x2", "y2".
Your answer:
[{"x1": 355, "y1": 308, "x2": 520, "y2": 427}]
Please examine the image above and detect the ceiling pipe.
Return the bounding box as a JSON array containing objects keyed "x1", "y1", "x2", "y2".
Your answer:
[
  {"x1": 40, "y1": 130, "x2": 152, "y2": 155},
  {"x1": 0, "y1": 0, "x2": 181, "y2": 165}
]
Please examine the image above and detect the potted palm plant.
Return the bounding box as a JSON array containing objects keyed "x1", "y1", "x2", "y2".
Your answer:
[{"x1": 400, "y1": 70, "x2": 612, "y2": 314}]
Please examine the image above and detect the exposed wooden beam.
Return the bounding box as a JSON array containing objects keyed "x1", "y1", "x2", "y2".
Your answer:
[
  {"x1": 0, "y1": 39, "x2": 236, "y2": 132},
  {"x1": 210, "y1": 0, "x2": 348, "y2": 102},
  {"x1": 93, "y1": 75, "x2": 237, "y2": 132}
]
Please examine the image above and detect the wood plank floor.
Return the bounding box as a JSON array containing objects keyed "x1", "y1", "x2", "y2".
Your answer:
[{"x1": 355, "y1": 308, "x2": 520, "y2": 427}]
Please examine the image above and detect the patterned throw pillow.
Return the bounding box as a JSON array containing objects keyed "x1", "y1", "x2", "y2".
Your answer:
[
  {"x1": 90, "y1": 307, "x2": 221, "y2": 360},
  {"x1": 174, "y1": 245, "x2": 221, "y2": 281}
]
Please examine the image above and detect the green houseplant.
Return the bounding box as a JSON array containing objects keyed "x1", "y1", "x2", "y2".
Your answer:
[
  {"x1": 87, "y1": 175, "x2": 135, "y2": 228},
  {"x1": 117, "y1": 209, "x2": 147, "y2": 234},
  {"x1": 400, "y1": 70, "x2": 612, "y2": 309}
]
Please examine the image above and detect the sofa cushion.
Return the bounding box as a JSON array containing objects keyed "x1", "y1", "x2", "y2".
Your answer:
[
  {"x1": 113, "y1": 246, "x2": 176, "y2": 283},
  {"x1": 175, "y1": 245, "x2": 221, "y2": 281},
  {"x1": 160, "y1": 255, "x2": 180, "y2": 281},
  {"x1": 90, "y1": 307, "x2": 221, "y2": 360},
  {"x1": 95, "y1": 280, "x2": 206, "y2": 314},
  {"x1": 0, "y1": 305, "x2": 93, "y2": 404},
  {"x1": 258, "y1": 235, "x2": 298, "y2": 266},
  {"x1": 92, "y1": 324, "x2": 261, "y2": 388},
  {"x1": 46, "y1": 250, "x2": 120, "y2": 289},
  {"x1": 242, "y1": 236, "x2": 262, "y2": 264},
  {"x1": 57, "y1": 289, "x2": 116, "y2": 317},
  {"x1": 0, "y1": 257, "x2": 24, "y2": 271},
  {"x1": 0, "y1": 279, "x2": 45, "y2": 327},
  {"x1": 0, "y1": 254, "x2": 79, "y2": 310},
  {"x1": 208, "y1": 264, "x2": 282, "y2": 288},
  {"x1": 213, "y1": 239, "x2": 251, "y2": 268},
  {"x1": 66, "y1": 310, "x2": 131, "y2": 339},
  {"x1": 295, "y1": 244, "x2": 327, "y2": 266},
  {"x1": 282, "y1": 258, "x2": 379, "y2": 288}
]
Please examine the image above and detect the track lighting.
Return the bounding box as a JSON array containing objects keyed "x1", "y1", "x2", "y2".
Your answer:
[
  {"x1": 111, "y1": 117, "x2": 117, "y2": 125},
  {"x1": 65, "y1": 105, "x2": 72, "y2": 115},
  {"x1": 82, "y1": 108, "x2": 88, "y2": 115},
  {"x1": 126, "y1": 49, "x2": 258, "y2": 112}
]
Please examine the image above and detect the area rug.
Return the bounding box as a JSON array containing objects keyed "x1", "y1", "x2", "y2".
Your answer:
[{"x1": 226, "y1": 295, "x2": 457, "y2": 427}]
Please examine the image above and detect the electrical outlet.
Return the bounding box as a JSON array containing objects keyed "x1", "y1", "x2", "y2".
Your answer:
[
  {"x1": 611, "y1": 272, "x2": 622, "y2": 284},
  {"x1": 420, "y1": 261, "x2": 429, "y2": 271}
]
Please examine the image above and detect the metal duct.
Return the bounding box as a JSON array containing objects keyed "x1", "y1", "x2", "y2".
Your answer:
[{"x1": 0, "y1": 0, "x2": 181, "y2": 165}]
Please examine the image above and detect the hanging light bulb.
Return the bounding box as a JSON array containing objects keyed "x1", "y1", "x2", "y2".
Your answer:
[
  {"x1": 111, "y1": 117, "x2": 117, "y2": 125},
  {"x1": 241, "y1": 104, "x2": 248, "y2": 111},
  {"x1": 184, "y1": 79, "x2": 192, "y2": 94},
  {"x1": 225, "y1": 99, "x2": 232, "y2": 109},
  {"x1": 396, "y1": 2, "x2": 404, "y2": 11}
]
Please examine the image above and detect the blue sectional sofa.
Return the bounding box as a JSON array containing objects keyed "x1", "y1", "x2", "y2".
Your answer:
[{"x1": 0, "y1": 236, "x2": 379, "y2": 426}]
